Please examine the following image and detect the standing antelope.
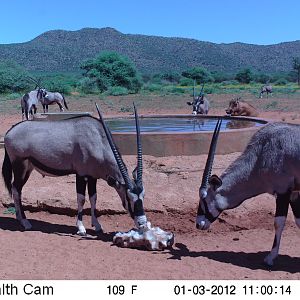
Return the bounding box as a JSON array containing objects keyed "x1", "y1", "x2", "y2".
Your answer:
[
  {"x1": 21, "y1": 88, "x2": 47, "y2": 120},
  {"x1": 40, "y1": 91, "x2": 68, "y2": 112},
  {"x1": 196, "y1": 120, "x2": 300, "y2": 267},
  {"x1": 2, "y1": 103, "x2": 149, "y2": 235},
  {"x1": 260, "y1": 85, "x2": 273, "y2": 98}
]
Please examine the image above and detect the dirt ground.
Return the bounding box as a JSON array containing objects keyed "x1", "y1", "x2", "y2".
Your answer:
[{"x1": 0, "y1": 93, "x2": 299, "y2": 279}]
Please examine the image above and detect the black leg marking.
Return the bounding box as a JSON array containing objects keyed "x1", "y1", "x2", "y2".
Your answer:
[
  {"x1": 87, "y1": 177, "x2": 97, "y2": 197},
  {"x1": 290, "y1": 194, "x2": 300, "y2": 218},
  {"x1": 275, "y1": 192, "x2": 290, "y2": 217},
  {"x1": 76, "y1": 174, "x2": 87, "y2": 195}
]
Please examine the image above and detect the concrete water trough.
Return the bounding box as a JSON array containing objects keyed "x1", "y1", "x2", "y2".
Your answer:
[
  {"x1": 0, "y1": 113, "x2": 269, "y2": 156},
  {"x1": 106, "y1": 114, "x2": 269, "y2": 156}
]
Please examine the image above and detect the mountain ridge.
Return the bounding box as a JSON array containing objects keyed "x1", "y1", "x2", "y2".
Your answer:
[{"x1": 0, "y1": 27, "x2": 299, "y2": 74}]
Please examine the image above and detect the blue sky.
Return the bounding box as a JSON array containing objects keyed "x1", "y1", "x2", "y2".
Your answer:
[{"x1": 1, "y1": 0, "x2": 299, "y2": 45}]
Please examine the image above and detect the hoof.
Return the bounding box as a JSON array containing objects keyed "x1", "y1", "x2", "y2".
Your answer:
[
  {"x1": 92, "y1": 223, "x2": 103, "y2": 233},
  {"x1": 263, "y1": 255, "x2": 275, "y2": 268},
  {"x1": 77, "y1": 230, "x2": 87, "y2": 236},
  {"x1": 21, "y1": 219, "x2": 32, "y2": 230}
]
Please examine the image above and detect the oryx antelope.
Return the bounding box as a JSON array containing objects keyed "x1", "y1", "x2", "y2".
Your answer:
[
  {"x1": 40, "y1": 91, "x2": 68, "y2": 113},
  {"x1": 21, "y1": 89, "x2": 47, "y2": 120},
  {"x1": 196, "y1": 120, "x2": 300, "y2": 267},
  {"x1": 187, "y1": 83, "x2": 209, "y2": 115},
  {"x1": 2, "y1": 103, "x2": 148, "y2": 235},
  {"x1": 225, "y1": 97, "x2": 258, "y2": 117},
  {"x1": 260, "y1": 85, "x2": 273, "y2": 98}
]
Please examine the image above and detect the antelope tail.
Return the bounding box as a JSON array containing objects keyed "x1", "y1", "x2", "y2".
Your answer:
[
  {"x1": 2, "y1": 147, "x2": 12, "y2": 196},
  {"x1": 62, "y1": 94, "x2": 69, "y2": 110}
]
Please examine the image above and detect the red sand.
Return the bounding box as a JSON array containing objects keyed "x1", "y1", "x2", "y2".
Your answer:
[{"x1": 0, "y1": 101, "x2": 299, "y2": 280}]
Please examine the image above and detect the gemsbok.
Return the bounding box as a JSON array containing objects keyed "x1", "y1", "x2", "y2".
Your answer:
[
  {"x1": 196, "y1": 119, "x2": 300, "y2": 267},
  {"x1": 2, "y1": 103, "x2": 148, "y2": 235},
  {"x1": 260, "y1": 85, "x2": 273, "y2": 98},
  {"x1": 40, "y1": 91, "x2": 69, "y2": 113},
  {"x1": 187, "y1": 82, "x2": 209, "y2": 115},
  {"x1": 21, "y1": 88, "x2": 47, "y2": 120}
]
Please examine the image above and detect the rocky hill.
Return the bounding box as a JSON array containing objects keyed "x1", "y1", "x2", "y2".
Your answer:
[{"x1": 0, "y1": 27, "x2": 299, "y2": 74}]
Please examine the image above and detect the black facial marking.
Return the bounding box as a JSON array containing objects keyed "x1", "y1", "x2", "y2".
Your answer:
[
  {"x1": 76, "y1": 174, "x2": 87, "y2": 195},
  {"x1": 134, "y1": 199, "x2": 145, "y2": 217}
]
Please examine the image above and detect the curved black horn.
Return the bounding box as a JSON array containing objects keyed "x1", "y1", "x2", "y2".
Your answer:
[
  {"x1": 200, "y1": 118, "x2": 222, "y2": 190},
  {"x1": 133, "y1": 103, "x2": 143, "y2": 187},
  {"x1": 199, "y1": 83, "x2": 205, "y2": 97},
  {"x1": 95, "y1": 103, "x2": 134, "y2": 190}
]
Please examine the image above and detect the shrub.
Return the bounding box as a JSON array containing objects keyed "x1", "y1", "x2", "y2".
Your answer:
[
  {"x1": 274, "y1": 78, "x2": 288, "y2": 85},
  {"x1": 77, "y1": 77, "x2": 99, "y2": 94},
  {"x1": 106, "y1": 86, "x2": 129, "y2": 96},
  {"x1": 179, "y1": 78, "x2": 194, "y2": 86},
  {"x1": 235, "y1": 68, "x2": 254, "y2": 84},
  {"x1": 80, "y1": 51, "x2": 142, "y2": 93}
]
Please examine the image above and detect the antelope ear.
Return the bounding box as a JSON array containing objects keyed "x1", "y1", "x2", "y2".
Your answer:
[
  {"x1": 132, "y1": 167, "x2": 137, "y2": 181},
  {"x1": 209, "y1": 175, "x2": 222, "y2": 190},
  {"x1": 106, "y1": 175, "x2": 120, "y2": 188}
]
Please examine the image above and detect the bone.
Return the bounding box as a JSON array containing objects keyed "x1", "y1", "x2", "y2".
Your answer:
[{"x1": 113, "y1": 222, "x2": 174, "y2": 250}]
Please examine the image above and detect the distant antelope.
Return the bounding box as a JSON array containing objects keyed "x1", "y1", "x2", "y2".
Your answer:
[
  {"x1": 40, "y1": 91, "x2": 69, "y2": 112},
  {"x1": 187, "y1": 82, "x2": 209, "y2": 115},
  {"x1": 21, "y1": 88, "x2": 47, "y2": 120},
  {"x1": 260, "y1": 85, "x2": 272, "y2": 98},
  {"x1": 2, "y1": 103, "x2": 151, "y2": 236},
  {"x1": 196, "y1": 120, "x2": 300, "y2": 267},
  {"x1": 225, "y1": 97, "x2": 258, "y2": 117}
]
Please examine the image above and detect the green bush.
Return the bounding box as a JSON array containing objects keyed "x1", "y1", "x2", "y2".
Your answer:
[
  {"x1": 274, "y1": 78, "x2": 288, "y2": 85},
  {"x1": 80, "y1": 51, "x2": 142, "y2": 93},
  {"x1": 179, "y1": 78, "x2": 194, "y2": 86},
  {"x1": 182, "y1": 67, "x2": 214, "y2": 83},
  {"x1": 235, "y1": 68, "x2": 254, "y2": 84},
  {"x1": 106, "y1": 86, "x2": 129, "y2": 96},
  {"x1": 143, "y1": 83, "x2": 162, "y2": 92},
  {"x1": 77, "y1": 77, "x2": 99, "y2": 94},
  {"x1": 0, "y1": 60, "x2": 31, "y2": 93}
]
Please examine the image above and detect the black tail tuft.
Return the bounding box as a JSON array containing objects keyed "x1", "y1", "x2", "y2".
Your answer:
[
  {"x1": 62, "y1": 94, "x2": 69, "y2": 110},
  {"x1": 2, "y1": 147, "x2": 12, "y2": 196}
]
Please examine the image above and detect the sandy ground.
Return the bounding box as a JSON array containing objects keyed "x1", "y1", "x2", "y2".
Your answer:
[{"x1": 0, "y1": 94, "x2": 299, "y2": 279}]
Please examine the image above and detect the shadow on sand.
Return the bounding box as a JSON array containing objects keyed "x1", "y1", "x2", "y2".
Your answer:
[
  {"x1": 0, "y1": 216, "x2": 115, "y2": 243},
  {"x1": 167, "y1": 242, "x2": 300, "y2": 274}
]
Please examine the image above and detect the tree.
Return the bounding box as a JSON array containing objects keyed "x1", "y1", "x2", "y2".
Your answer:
[
  {"x1": 182, "y1": 67, "x2": 214, "y2": 84},
  {"x1": 292, "y1": 57, "x2": 300, "y2": 86},
  {"x1": 0, "y1": 60, "x2": 30, "y2": 93},
  {"x1": 80, "y1": 51, "x2": 142, "y2": 93},
  {"x1": 235, "y1": 68, "x2": 253, "y2": 84}
]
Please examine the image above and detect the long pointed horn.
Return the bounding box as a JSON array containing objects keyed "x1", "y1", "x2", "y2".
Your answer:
[
  {"x1": 199, "y1": 83, "x2": 205, "y2": 97},
  {"x1": 95, "y1": 103, "x2": 133, "y2": 190},
  {"x1": 193, "y1": 79, "x2": 196, "y2": 98},
  {"x1": 200, "y1": 118, "x2": 222, "y2": 191},
  {"x1": 133, "y1": 103, "x2": 143, "y2": 187}
]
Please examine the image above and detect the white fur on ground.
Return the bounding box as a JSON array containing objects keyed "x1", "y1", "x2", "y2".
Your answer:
[{"x1": 113, "y1": 222, "x2": 174, "y2": 250}]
